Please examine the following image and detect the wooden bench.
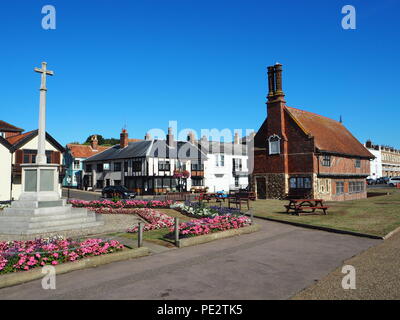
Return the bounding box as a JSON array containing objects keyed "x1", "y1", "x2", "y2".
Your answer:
[{"x1": 228, "y1": 192, "x2": 251, "y2": 211}]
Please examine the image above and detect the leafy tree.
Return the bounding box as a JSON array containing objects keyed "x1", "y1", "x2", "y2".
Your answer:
[{"x1": 84, "y1": 134, "x2": 105, "y2": 145}]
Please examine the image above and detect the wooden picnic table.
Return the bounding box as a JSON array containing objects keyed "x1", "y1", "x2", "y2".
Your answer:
[{"x1": 284, "y1": 199, "x2": 329, "y2": 215}]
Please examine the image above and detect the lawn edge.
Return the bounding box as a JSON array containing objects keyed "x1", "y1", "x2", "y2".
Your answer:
[
  {"x1": 249, "y1": 214, "x2": 384, "y2": 240},
  {"x1": 0, "y1": 247, "x2": 150, "y2": 289},
  {"x1": 178, "y1": 224, "x2": 260, "y2": 248}
]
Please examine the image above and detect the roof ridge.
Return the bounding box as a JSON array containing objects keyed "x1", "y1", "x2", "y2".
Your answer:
[{"x1": 285, "y1": 106, "x2": 342, "y2": 124}]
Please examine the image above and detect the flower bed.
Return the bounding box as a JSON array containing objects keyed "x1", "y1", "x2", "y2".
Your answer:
[
  {"x1": 69, "y1": 199, "x2": 173, "y2": 209},
  {"x1": 126, "y1": 209, "x2": 175, "y2": 233},
  {"x1": 170, "y1": 201, "x2": 241, "y2": 218},
  {"x1": 0, "y1": 237, "x2": 124, "y2": 275},
  {"x1": 169, "y1": 215, "x2": 252, "y2": 238}
]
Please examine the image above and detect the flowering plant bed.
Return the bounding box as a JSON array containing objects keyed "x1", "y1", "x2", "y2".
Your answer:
[
  {"x1": 69, "y1": 199, "x2": 173, "y2": 209},
  {"x1": 0, "y1": 237, "x2": 124, "y2": 275},
  {"x1": 171, "y1": 201, "x2": 241, "y2": 218},
  {"x1": 169, "y1": 215, "x2": 252, "y2": 238},
  {"x1": 126, "y1": 209, "x2": 175, "y2": 233}
]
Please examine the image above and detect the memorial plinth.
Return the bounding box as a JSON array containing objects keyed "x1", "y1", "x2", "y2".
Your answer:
[{"x1": 0, "y1": 62, "x2": 103, "y2": 237}]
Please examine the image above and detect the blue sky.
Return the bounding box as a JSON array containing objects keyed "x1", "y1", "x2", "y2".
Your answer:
[{"x1": 1, "y1": 0, "x2": 399, "y2": 147}]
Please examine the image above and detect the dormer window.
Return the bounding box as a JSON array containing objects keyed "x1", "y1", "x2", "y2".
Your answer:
[{"x1": 268, "y1": 135, "x2": 281, "y2": 155}]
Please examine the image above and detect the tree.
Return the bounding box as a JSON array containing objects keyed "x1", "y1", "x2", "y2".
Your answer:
[{"x1": 85, "y1": 134, "x2": 105, "y2": 145}]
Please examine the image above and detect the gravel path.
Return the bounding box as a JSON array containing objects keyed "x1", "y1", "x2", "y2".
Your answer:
[
  {"x1": 293, "y1": 230, "x2": 400, "y2": 300},
  {"x1": 0, "y1": 214, "x2": 144, "y2": 241}
]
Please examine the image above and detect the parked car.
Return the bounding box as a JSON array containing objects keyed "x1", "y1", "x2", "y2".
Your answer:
[
  {"x1": 366, "y1": 178, "x2": 376, "y2": 185},
  {"x1": 388, "y1": 177, "x2": 400, "y2": 187},
  {"x1": 101, "y1": 186, "x2": 136, "y2": 199},
  {"x1": 376, "y1": 177, "x2": 389, "y2": 184}
]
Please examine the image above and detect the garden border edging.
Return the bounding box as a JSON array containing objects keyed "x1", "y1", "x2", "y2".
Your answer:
[
  {"x1": 0, "y1": 247, "x2": 150, "y2": 289},
  {"x1": 177, "y1": 224, "x2": 260, "y2": 248},
  {"x1": 248, "y1": 214, "x2": 383, "y2": 240}
]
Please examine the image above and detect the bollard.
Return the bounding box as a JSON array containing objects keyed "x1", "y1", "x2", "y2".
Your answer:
[
  {"x1": 138, "y1": 222, "x2": 143, "y2": 248},
  {"x1": 174, "y1": 217, "x2": 180, "y2": 247}
]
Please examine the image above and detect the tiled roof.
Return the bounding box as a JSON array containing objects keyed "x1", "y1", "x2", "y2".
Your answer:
[
  {"x1": 85, "y1": 140, "x2": 207, "y2": 162},
  {"x1": 285, "y1": 106, "x2": 374, "y2": 158},
  {"x1": 0, "y1": 120, "x2": 23, "y2": 132},
  {"x1": 5, "y1": 129, "x2": 65, "y2": 152},
  {"x1": 67, "y1": 144, "x2": 111, "y2": 159},
  {"x1": 6, "y1": 130, "x2": 35, "y2": 145}
]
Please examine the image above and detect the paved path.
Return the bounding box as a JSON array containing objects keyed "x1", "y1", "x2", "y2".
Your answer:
[
  {"x1": 0, "y1": 219, "x2": 378, "y2": 300},
  {"x1": 293, "y1": 229, "x2": 400, "y2": 299},
  {"x1": 62, "y1": 188, "x2": 101, "y2": 201}
]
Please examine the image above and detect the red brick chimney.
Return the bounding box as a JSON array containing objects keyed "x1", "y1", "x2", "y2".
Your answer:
[
  {"x1": 120, "y1": 129, "x2": 129, "y2": 148},
  {"x1": 266, "y1": 63, "x2": 288, "y2": 173},
  {"x1": 90, "y1": 135, "x2": 98, "y2": 150}
]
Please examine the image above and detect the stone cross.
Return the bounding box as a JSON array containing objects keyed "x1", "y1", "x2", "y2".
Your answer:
[{"x1": 34, "y1": 62, "x2": 54, "y2": 164}]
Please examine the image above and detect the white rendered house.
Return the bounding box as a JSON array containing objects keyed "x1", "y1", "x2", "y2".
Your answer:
[{"x1": 197, "y1": 133, "x2": 249, "y2": 193}]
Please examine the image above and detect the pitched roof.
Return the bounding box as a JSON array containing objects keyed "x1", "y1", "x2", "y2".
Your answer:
[
  {"x1": 0, "y1": 136, "x2": 12, "y2": 150},
  {"x1": 0, "y1": 120, "x2": 23, "y2": 133},
  {"x1": 6, "y1": 130, "x2": 65, "y2": 153},
  {"x1": 6, "y1": 130, "x2": 35, "y2": 145},
  {"x1": 197, "y1": 141, "x2": 247, "y2": 156},
  {"x1": 66, "y1": 144, "x2": 111, "y2": 159},
  {"x1": 85, "y1": 140, "x2": 207, "y2": 162},
  {"x1": 285, "y1": 106, "x2": 374, "y2": 158}
]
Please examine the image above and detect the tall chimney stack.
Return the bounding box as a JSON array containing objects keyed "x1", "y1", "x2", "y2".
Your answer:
[
  {"x1": 267, "y1": 63, "x2": 285, "y2": 102},
  {"x1": 267, "y1": 66, "x2": 275, "y2": 98},
  {"x1": 274, "y1": 63, "x2": 284, "y2": 96},
  {"x1": 90, "y1": 135, "x2": 98, "y2": 150},
  {"x1": 120, "y1": 129, "x2": 129, "y2": 148},
  {"x1": 166, "y1": 127, "x2": 175, "y2": 147}
]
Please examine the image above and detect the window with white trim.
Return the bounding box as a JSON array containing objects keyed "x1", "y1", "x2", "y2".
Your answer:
[{"x1": 268, "y1": 135, "x2": 281, "y2": 155}]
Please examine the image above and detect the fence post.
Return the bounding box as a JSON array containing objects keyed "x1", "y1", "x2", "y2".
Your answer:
[
  {"x1": 138, "y1": 222, "x2": 143, "y2": 248},
  {"x1": 174, "y1": 217, "x2": 180, "y2": 248},
  {"x1": 249, "y1": 209, "x2": 254, "y2": 224}
]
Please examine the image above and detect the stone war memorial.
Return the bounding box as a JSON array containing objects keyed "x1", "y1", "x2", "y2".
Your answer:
[{"x1": 0, "y1": 62, "x2": 103, "y2": 237}]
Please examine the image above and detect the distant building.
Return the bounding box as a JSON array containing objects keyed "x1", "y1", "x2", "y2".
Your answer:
[
  {"x1": 251, "y1": 64, "x2": 374, "y2": 201},
  {"x1": 365, "y1": 141, "x2": 400, "y2": 178},
  {"x1": 63, "y1": 135, "x2": 110, "y2": 188},
  {"x1": 0, "y1": 120, "x2": 64, "y2": 201},
  {"x1": 83, "y1": 128, "x2": 207, "y2": 194},
  {"x1": 196, "y1": 132, "x2": 249, "y2": 192}
]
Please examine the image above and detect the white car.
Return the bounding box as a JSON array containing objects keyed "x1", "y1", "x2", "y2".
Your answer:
[{"x1": 388, "y1": 177, "x2": 400, "y2": 187}]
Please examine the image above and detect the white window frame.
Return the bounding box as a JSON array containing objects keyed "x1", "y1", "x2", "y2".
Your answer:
[{"x1": 268, "y1": 135, "x2": 281, "y2": 155}]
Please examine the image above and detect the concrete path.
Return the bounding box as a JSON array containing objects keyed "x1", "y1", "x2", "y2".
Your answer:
[
  {"x1": 293, "y1": 229, "x2": 400, "y2": 299},
  {"x1": 0, "y1": 218, "x2": 379, "y2": 300}
]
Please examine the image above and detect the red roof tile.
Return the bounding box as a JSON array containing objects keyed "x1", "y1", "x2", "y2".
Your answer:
[
  {"x1": 0, "y1": 120, "x2": 23, "y2": 132},
  {"x1": 285, "y1": 106, "x2": 373, "y2": 158},
  {"x1": 67, "y1": 144, "x2": 110, "y2": 158},
  {"x1": 6, "y1": 130, "x2": 34, "y2": 145}
]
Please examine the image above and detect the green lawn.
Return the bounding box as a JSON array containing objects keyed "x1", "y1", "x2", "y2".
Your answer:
[
  {"x1": 243, "y1": 188, "x2": 400, "y2": 237},
  {"x1": 117, "y1": 208, "x2": 192, "y2": 247}
]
